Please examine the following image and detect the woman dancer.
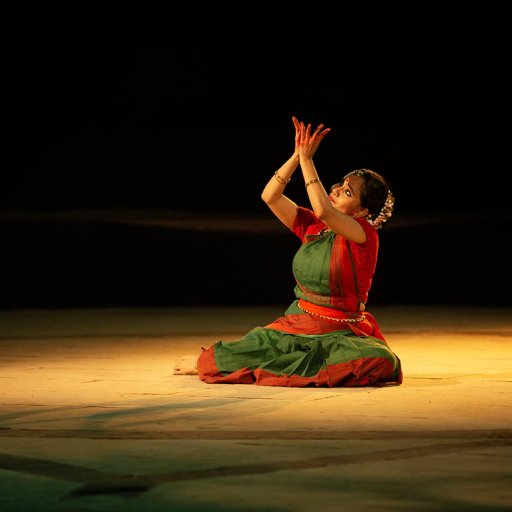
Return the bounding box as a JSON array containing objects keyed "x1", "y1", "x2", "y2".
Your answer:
[{"x1": 174, "y1": 116, "x2": 402, "y2": 387}]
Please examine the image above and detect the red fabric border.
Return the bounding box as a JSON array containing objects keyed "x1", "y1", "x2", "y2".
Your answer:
[
  {"x1": 197, "y1": 345, "x2": 255, "y2": 384},
  {"x1": 199, "y1": 356, "x2": 400, "y2": 387}
]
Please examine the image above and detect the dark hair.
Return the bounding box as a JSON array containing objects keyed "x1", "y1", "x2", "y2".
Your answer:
[{"x1": 343, "y1": 168, "x2": 391, "y2": 219}]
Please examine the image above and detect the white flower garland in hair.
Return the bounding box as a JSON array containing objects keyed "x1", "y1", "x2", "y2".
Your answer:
[{"x1": 366, "y1": 190, "x2": 395, "y2": 230}]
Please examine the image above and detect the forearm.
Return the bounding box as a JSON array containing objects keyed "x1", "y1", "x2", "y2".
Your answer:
[
  {"x1": 301, "y1": 156, "x2": 366, "y2": 241},
  {"x1": 300, "y1": 157, "x2": 331, "y2": 218},
  {"x1": 261, "y1": 154, "x2": 299, "y2": 204}
]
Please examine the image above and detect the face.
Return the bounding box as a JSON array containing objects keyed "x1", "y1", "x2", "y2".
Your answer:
[{"x1": 328, "y1": 175, "x2": 365, "y2": 216}]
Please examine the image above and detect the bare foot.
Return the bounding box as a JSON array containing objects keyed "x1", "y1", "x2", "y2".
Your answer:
[{"x1": 173, "y1": 355, "x2": 199, "y2": 375}]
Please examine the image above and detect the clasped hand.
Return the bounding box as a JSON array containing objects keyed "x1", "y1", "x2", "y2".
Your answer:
[{"x1": 292, "y1": 116, "x2": 331, "y2": 161}]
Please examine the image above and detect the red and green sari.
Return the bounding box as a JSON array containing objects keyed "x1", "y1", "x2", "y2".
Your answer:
[{"x1": 198, "y1": 207, "x2": 402, "y2": 387}]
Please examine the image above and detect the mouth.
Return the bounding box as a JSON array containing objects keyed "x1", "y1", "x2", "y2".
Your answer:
[{"x1": 328, "y1": 195, "x2": 335, "y2": 203}]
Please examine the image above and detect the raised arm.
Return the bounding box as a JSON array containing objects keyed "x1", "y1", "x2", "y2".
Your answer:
[{"x1": 260, "y1": 118, "x2": 301, "y2": 230}]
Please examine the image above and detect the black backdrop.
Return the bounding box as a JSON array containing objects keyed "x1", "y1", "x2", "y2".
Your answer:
[{"x1": 3, "y1": 23, "x2": 511, "y2": 309}]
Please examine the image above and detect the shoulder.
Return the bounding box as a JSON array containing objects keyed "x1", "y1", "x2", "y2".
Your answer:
[
  {"x1": 356, "y1": 217, "x2": 378, "y2": 239},
  {"x1": 350, "y1": 217, "x2": 378, "y2": 248},
  {"x1": 291, "y1": 207, "x2": 327, "y2": 242}
]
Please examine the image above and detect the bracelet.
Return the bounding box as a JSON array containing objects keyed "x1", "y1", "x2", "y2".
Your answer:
[
  {"x1": 274, "y1": 171, "x2": 290, "y2": 185},
  {"x1": 305, "y1": 178, "x2": 322, "y2": 188}
]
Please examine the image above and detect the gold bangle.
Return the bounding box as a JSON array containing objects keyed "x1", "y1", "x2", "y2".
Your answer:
[
  {"x1": 305, "y1": 178, "x2": 321, "y2": 188},
  {"x1": 274, "y1": 171, "x2": 290, "y2": 185}
]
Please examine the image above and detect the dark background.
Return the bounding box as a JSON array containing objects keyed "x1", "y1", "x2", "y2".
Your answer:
[
  {"x1": 7, "y1": 34, "x2": 508, "y2": 216},
  {"x1": 3, "y1": 20, "x2": 511, "y2": 309}
]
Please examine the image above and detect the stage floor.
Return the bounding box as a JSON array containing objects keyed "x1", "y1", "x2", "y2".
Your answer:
[{"x1": 1, "y1": 305, "x2": 511, "y2": 511}]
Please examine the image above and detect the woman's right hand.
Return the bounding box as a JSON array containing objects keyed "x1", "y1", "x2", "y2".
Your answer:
[{"x1": 293, "y1": 116, "x2": 330, "y2": 161}]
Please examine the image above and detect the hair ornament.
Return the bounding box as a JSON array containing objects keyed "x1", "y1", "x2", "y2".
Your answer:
[{"x1": 367, "y1": 190, "x2": 394, "y2": 229}]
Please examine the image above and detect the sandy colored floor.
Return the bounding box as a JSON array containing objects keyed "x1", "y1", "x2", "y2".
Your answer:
[{"x1": 1, "y1": 305, "x2": 511, "y2": 511}]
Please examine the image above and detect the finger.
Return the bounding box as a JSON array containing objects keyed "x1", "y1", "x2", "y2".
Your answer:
[{"x1": 299, "y1": 122, "x2": 306, "y2": 142}]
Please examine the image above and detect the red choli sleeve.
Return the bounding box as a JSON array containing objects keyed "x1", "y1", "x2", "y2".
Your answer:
[{"x1": 291, "y1": 207, "x2": 327, "y2": 243}]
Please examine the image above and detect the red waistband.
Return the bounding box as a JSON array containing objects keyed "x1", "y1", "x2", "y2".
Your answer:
[{"x1": 297, "y1": 299, "x2": 365, "y2": 322}]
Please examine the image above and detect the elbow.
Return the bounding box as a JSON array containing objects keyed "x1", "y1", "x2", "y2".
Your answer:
[
  {"x1": 261, "y1": 191, "x2": 275, "y2": 205},
  {"x1": 315, "y1": 205, "x2": 331, "y2": 221}
]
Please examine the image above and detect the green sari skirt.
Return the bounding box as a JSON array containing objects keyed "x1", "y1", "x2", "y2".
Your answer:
[{"x1": 197, "y1": 301, "x2": 402, "y2": 387}]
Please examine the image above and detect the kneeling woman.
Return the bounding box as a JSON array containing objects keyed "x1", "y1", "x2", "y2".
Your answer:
[{"x1": 174, "y1": 117, "x2": 402, "y2": 387}]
